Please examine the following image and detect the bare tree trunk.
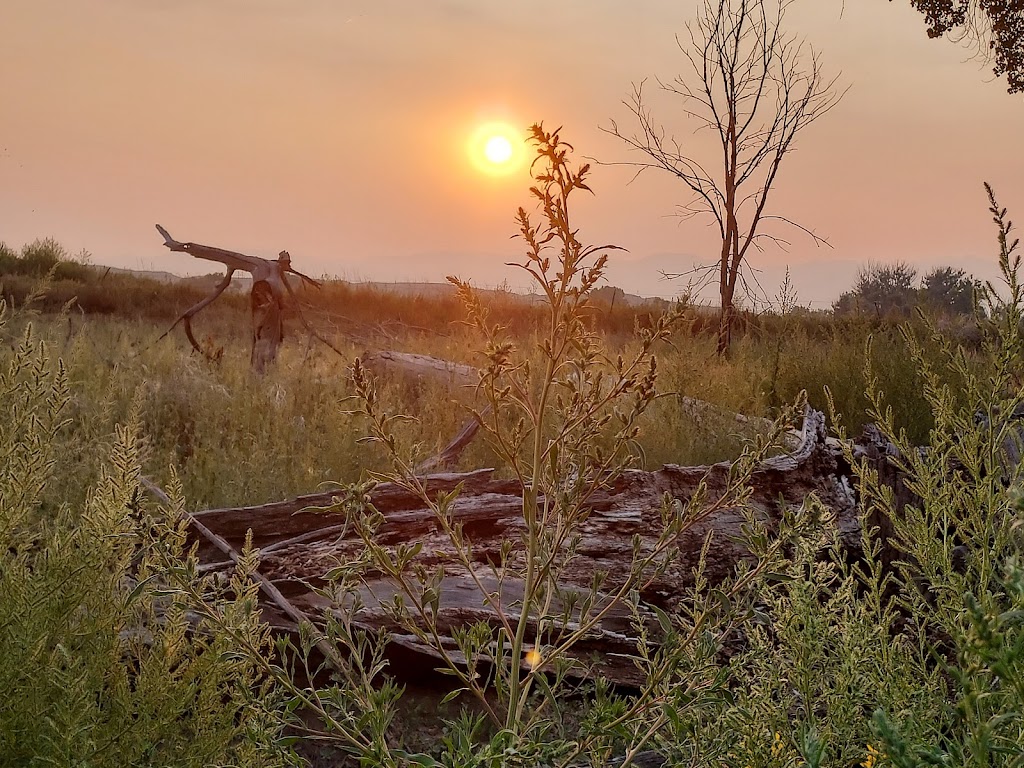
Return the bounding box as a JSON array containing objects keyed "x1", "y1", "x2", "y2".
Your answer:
[
  {"x1": 717, "y1": 270, "x2": 738, "y2": 356},
  {"x1": 606, "y1": 0, "x2": 845, "y2": 356},
  {"x1": 155, "y1": 225, "x2": 323, "y2": 373},
  {"x1": 717, "y1": 302, "x2": 733, "y2": 356},
  {"x1": 250, "y1": 280, "x2": 284, "y2": 373}
]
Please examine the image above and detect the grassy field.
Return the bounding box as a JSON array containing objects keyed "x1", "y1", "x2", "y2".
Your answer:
[
  {"x1": 1, "y1": 239, "x2": 942, "y2": 514},
  {"x1": 6, "y1": 227, "x2": 1014, "y2": 767}
]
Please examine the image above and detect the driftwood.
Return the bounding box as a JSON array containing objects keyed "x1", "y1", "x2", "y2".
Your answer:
[
  {"x1": 139, "y1": 477, "x2": 342, "y2": 667},
  {"x1": 181, "y1": 407, "x2": 856, "y2": 687},
  {"x1": 154, "y1": 225, "x2": 342, "y2": 372},
  {"x1": 413, "y1": 405, "x2": 492, "y2": 474},
  {"x1": 362, "y1": 349, "x2": 489, "y2": 472},
  {"x1": 363, "y1": 350, "x2": 479, "y2": 389}
]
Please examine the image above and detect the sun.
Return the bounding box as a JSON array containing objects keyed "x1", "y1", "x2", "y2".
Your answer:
[
  {"x1": 468, "y1": 122, "x2": 524, "y2": 177},
  {"x1": 484, "y1": 135, "x2": 513, "y2": 165}
]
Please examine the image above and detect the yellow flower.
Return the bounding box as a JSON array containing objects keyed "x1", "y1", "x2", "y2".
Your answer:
[
  {"x1": 524, "y1": 647, "x2": 542, "y2": 669},
  {"x1": 861, "y1": 743, "x2": 883, "y2": 768},
  {"x1": 771, "y1": 731, "x2": 785, "y2": 758}
]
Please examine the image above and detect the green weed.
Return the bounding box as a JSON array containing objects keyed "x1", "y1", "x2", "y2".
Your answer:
[{"x1": 0, "y1": 297, "x2": 294, "y2": 766}]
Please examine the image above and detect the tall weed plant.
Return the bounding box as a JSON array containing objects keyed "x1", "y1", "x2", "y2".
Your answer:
[
  {"x1": 0, "y1": 297, "x2": 293, "y2": 766},
  {"x1": 211, "y1": 124, "x2": 812, "y2": 767},
  {"x1": 658, "y1": 185, "x2": 1024, "y2": 767},
  {"x1": 859, "y1": 186, "x2": 1024, "y2": 766}
]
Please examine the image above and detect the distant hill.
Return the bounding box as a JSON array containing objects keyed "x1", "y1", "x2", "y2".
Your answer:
[
  {"x1": 100, "y1": 267, "x2": 673, "y2": 308},
  {"x1": 99, "y1": 266, "x2": 183, "y2": 284},
  {"x1": 358, "y1": 281, "x2": 460, "y2": 299},
  {"x1": 332, "y1": 280, "x2": 672, "y2": 309}
]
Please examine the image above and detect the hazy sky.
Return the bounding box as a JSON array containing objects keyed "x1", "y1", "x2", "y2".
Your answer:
[{"x1": 2, "y1": 0, "x2": 1023, "y2": 307}]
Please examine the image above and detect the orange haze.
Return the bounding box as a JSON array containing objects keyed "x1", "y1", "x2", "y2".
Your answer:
[{"x1": 2, "y1": 0, "x2": 1022, "y2": 307}]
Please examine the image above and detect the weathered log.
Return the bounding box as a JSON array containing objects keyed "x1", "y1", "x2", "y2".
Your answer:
[
  {"x1": 362, "y1": 351, "x2": 490, "y2": 471},
  {"x1": 363, "y1": 349, "x2": 479, "y2": 388},
  {"x1": 139, "y1": 477, "x2": 343, "y2": 668},
  {"x1": 185, "y1": 407, "x2": 856, "y2": 686},
  {"x1": 190, "y1": 468, "x2": 502, "y2": 548},
  {"x1": 414, "y1": 405, "x2": 492, "y2": 474}
]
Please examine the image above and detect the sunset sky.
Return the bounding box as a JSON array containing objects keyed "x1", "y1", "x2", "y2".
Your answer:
[{"x1": 2, "y1": 0, "x2": 1023, "y2": 308}]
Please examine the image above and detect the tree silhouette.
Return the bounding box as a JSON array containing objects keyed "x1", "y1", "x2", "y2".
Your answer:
[
  {"x1": 607, "y1": 0, "x2": 845, "y2": 355},
  {"x1": 920, "y1": 265, "x2": 980, "y2": 315},
  {"x1": 899, "y1": 0, "x2": 1024, "y2": 93},
  {"x1": 833, "y1": 262, "x2": 980, "y2": 318},
  {"x1": 834, "y1": 261, "x2": 919, "y2": 317}
]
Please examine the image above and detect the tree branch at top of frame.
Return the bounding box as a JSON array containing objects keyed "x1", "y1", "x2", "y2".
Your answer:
[{"x1": 897, "y1": 0, "x2": 1024, "y2": 93}]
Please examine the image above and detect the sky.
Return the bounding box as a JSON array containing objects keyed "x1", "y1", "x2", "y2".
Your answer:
[{"x1": 2, "y1": 0, "x2": 1023, "y2": 309}]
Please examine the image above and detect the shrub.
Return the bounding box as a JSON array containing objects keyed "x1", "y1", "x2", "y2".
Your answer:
[
  {"x1": 664, "y1": 185, "x2": 1024, "y2": 767},
  {"x1": 0, "y1": 241, "x2": 18, "y2": 274},
  {"x1": 0, "y1": 296, "x2": 294, "y2": 767},
  {"x1": 862, "y1": 186, "x2": 1024, "y2": 765}
]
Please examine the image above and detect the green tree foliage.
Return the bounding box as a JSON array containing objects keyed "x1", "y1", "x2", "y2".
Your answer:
[
  {"x1": 834, "y1": 261, "x2": 920, "y2": 317},
  {"x1": 17, "y1": 237, "x2": 68, "y2": 276},
  {"x1": 898, "y1": 0, "x2": 1024, "y2": 92},
  {"x1": 0, "y1": 242, "x2": 18, "y2": 273},
  {"x1": 0, "y1": 238, "x2": 94, "y2": 281},
  {"x1": 920, "y1": 265, "x2": 980, "y2": 315},
  {"x1": 834, "y1": 261, "x2": 980, "y2": 318}
]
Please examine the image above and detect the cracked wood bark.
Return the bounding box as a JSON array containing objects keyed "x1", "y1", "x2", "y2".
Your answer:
[
  {"x1": 139, "y1": 477, "x2": 344, "y2": 669},
  {"x1": 188, "y1": 408, "x2": 857, "y2": 686}
]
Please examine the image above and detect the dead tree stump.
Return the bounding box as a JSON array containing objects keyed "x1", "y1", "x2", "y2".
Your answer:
[
  {"x1": 250, "y1": 279, "x2": 285, "y2": 373},
  {"x1": 154, "y1": 225, "x2": 323, "y2": 372}
]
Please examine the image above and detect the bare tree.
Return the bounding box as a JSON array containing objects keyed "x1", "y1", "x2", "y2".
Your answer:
[{"x1": 607, "y1": 0, "x2": 845, "y2": 355}]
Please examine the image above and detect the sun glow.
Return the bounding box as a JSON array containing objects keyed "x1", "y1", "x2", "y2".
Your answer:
[
  {"x1": 468, "y1": 121, "x2": 524, "y2": 177},
  {"x1": 484, "y1": 135, "x2": 513, "y2": 164}
]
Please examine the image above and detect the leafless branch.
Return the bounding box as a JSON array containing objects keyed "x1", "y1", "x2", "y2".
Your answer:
[
  {"x1": 604, "y1": 0, "x2": 845, "y2": 354},
  {"x1": 152, "y1": 224, "x2": 341, "y2": 370},
  {"x1": 153, "y1": 269, "x2": 236, "y2": 358}
]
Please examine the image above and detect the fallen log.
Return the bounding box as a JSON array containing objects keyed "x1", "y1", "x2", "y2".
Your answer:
[
  {"x1": 185, "y1": 407, "x2": 857, "y2": 686},
  {"x1": 363, "y1": 350, "x2": 478, "y2": 388},
  {"x1": 139, "y1": 477, "x2": 343, "y2": 668},
  {"x1": 362, "y1": 351, "x2": 491, "y2": 471}
]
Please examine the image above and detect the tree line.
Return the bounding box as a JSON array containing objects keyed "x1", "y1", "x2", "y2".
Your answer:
[{"x1": 832, "y1": 262, "x2": 982, "y2": 318}]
